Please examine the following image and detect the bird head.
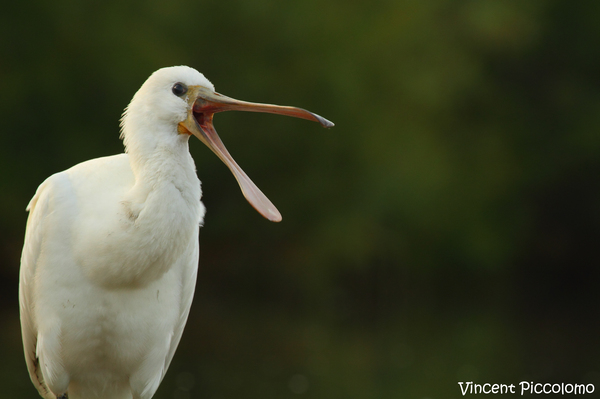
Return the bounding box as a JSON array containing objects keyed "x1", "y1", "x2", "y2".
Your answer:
[{"x1": 123, "y1": 66, "x2": 333, "y2": 222}]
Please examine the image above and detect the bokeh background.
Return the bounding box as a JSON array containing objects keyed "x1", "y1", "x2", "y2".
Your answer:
[{"x1": 1, "y1": 0, "x2": 600, "y2": 398}]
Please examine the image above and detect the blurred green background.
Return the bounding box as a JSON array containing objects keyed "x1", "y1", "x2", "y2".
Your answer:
[{"x1": 1, "y1": 0, "x2": 600, "y2": 398}]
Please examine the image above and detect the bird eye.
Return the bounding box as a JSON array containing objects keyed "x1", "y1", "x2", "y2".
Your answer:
[{"x1": 172, "y1": 83, "x2": 187, "y2": 97}]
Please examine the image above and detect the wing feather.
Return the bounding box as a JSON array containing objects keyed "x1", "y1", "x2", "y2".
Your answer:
[
  {"x1": 164, "y1": 236, "x2": 199, "y2": 373},
  {"x1": 19, "y1": 179, "x2": 56, "y2": 399},
  {"x1": 133, "y1": 232, "x2": 200, "y2": 399}
]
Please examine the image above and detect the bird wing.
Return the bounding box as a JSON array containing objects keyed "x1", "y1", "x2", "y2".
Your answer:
[
  {"x1": 164, "y1": 237, "x2": 199, "y2": 373},
  {"x1": 135, "y1": 234, "x2": 200, "y2": 399},
  {"x1": 19, "y1": 179, "x2": 57, "y2": 399}
]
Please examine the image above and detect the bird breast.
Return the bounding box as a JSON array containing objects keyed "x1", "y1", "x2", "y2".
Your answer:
[{"x1": 66, "y1": 153, "x2": 204, "y2": 288}]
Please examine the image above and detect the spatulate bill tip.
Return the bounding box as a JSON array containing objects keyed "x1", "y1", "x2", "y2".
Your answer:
[
  {"x1": 269, "y1": 214, "x2": 283, "y2": 222},
  {"x1": 312, "y1": 113, "x2": 334, "y2": 128}
]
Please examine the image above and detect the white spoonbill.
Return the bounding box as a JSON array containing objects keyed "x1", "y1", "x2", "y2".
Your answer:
[{"x1": 19, "y1": 65, "x2": 333, "y2": 399}]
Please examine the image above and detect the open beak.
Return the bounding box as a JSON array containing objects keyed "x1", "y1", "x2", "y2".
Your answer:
[{"x1": 178, "y1": 86, "x2": 334, "y2": 222}]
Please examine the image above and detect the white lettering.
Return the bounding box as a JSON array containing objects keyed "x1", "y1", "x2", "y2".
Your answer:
[
  {"x1": 565, "y1": 383, "x2": 573, "y2": 394},
  {"x1": 459, "y1": 381, "x2": 593, "y2": 395},
  {"x1": 543, "y1": 383, "x2": 550, "y2": 394},
  {"x1": 586, "y1": 384, "x2": 595, "y2": 393},
  {"x1": 458, "y1": 382, "x2": 471, "y2": 396},
  {"x1": 482, "y1": 383, "x2": 491, "y2": 394}
]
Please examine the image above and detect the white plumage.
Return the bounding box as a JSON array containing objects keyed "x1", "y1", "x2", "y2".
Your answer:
[{"x1": 19, "y1": 66, "x2": 332, "y2": 399}]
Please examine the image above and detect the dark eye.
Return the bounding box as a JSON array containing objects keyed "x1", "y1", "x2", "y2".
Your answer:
[{"x1": 172, "y1": 83, "x2": 187, "y2": 97}]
